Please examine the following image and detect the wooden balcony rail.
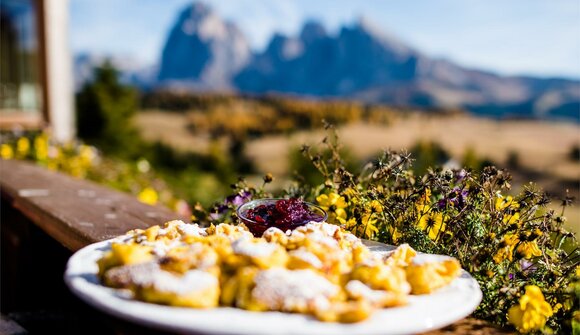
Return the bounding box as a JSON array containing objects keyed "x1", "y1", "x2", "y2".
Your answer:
[{"x1": 0, "y1": 159, "x2": 513, "y2": 334}]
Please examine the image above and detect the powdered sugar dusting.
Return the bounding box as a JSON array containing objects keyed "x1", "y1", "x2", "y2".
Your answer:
[
  {"x1": 411, "y1": 254, "x2": 450, "y2": 265},
  {"x1": 113, "y1": 234, "x2": 134, "y2": 244},
  {"x1": 142, "y1": 240, "x2": 183, "y2": 257},
  {"x1": 346, "y1": 280, "x2": 389, "y2": 304},
  {"x1": 300, "y1": 221, "x2": 339, "y2": 237},
  {"x1": 292, "y1": 221, "x2": 340, "y2": 248},
  {"x1": 289, "y1": 248, "x2": 323, "y2": 269},
  {"x1": 318, "y1": 222, "x2": 340, "y2": 237},
  {"x1": 359, "y1": 252, "x2": 384, "y2": 267},
  {"x1": 135, "y1": 269, "x2": 217, "y2": 295},
  {"x1": 214, "y1": 223, "x2": 254, "y2": 241},
  {"x1": 252, "y1": 268, "x2": 338, "y2": 311},
  {"x1": 231, "y1": 238, "x2": 278, "y2": 258},
  {"x1": 305, "y1": 230, "x2": 339, "y2": 248},
  {"x1": 343, "y1": 233, "x2": 360, "y2": 244},
  {"x1": 105, "y1": 262, "x2": 160, "y2": 288},
  {"x1": 262, "y1": 227, "x2": 285, "y2": 238},
  {"x1": 177, "y1": 222, "x2": 207, "y2": 237}
]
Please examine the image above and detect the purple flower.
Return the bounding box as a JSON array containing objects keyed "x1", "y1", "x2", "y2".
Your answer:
[
  {"x1": 450, "y1": 188, "x2": 468, "y2": 208},
  {"x1": 225, "y1": 190, "x2": 252, "y2": 207},
  {"x1": 508, "y1": 273, "x2": 514, "y2": 280},
  {"x1": 216, "y1": 203, "x2": 228, "y2": 214},
  {"x1": 455, "y1": 169, "x2": 468, "y2": 182},
  {"x1": 520, "y1": 259, "x2": 537, "y2": 274},
  {"x1": 210, "y1": 191, "x2": 253, "y2": 221},
  {"x1": 438, "y1": 187, "x2": 468, "y2": 209}
]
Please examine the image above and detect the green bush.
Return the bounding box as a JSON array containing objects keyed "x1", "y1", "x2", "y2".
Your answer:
[
  {"x1": 289, "y1": 141, "x2": 359, "y2": 187},
  {"x1": 73, "y1": 63, "x2": 257, "y2": 206},
  {"x1": 76, "y1": 61, "x2": 140, "y2": 156},
  {"x1": 462, "y1": 146, "x2": 494, "y2": 172},
  {"x1": 410, "y1": 140, "x2": 450, "y2": 175}
]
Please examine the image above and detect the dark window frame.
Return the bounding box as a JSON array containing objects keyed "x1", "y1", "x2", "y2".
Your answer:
[{"x1": 0, "y1": 0, "x2": 49, "y2": 130}]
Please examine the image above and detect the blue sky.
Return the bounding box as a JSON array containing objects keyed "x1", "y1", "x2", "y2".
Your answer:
[{"x1": 70, "y1": 0, "x2": 580, "y2": 78}]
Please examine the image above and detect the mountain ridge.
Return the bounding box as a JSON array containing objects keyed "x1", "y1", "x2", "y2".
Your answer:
[{"x1": 75, "y1": 2, "x2": 580, "y2": 121}]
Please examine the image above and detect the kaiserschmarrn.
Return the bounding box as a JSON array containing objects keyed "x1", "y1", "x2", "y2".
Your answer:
[{"x1": 97, "y1": 220, "x2": 461, "y2": 323}]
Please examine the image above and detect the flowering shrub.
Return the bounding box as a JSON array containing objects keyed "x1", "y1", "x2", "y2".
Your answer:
[{"x1": 206, "y1": 126, "x2": 579, "y2": 334}]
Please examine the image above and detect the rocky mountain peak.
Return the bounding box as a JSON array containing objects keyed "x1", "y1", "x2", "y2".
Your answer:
[
  {"x1": 345, "y1": 16, "x2": 414, "y2": 58},
  {"x1": 157, "y1": 1, "x2": 251, "y2": 89},
  {"x1": 300, "y1": 20, "x2": 327, "y2": 43}
]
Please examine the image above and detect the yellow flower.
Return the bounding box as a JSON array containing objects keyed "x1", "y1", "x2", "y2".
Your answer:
[
  {"x1": 47, "y1": 160, "x2": 58, "y2": 171},
  {"x1": 344, "y1": 214, "x2": 378, "y2": 239},
  {"x1": 138, "y1": 187, "x2": 158, "y2": 205},
  {"x1": 493, "y1": 233, "x2": 519, "y2": 263},
  {"x1": 316, "y1": 193, "x2": 348, "y2": 223},
  {"x1": 417, "y1": 189, "x2": 432, "y2": 205},
  {"x1": 517, "y1": 241, "x2": 542, "y2": 259},
  {"x1": 79, "y1": 145, "x2": 96, "y2": 167},
  {"x1": 342, "y1": 187, "x2": 358, "y2": 204},
  {"x1": 67, "y1": 157, "x2": 80, "y2": 177},
  {"x1": 360, "y1": 213, "x2": 379, "y2": 239},
  {"x1": 508, "y1": 285, "x2": 553, "y2": 333},
  {"x1": 415, "y1": 190, "x2": 432, "y2": 215},
  {"x1": 341, "y1": 217, "x2": 357, "y2": 229},
  {"x1": 390, "y1": 226, "x2": 402, "y2": 243},
  {"x1": 496, "y1": 195, "x2": 519, "y2": 211},
  {"x1": 342, "y1": 216, "x2": 374, "y2": 239},
  {"x1": 369, "y1": 200, "x2": 382, "y2": 213},
  {"x1": 415, "y1": 203, "x2": 429, "y2": 215},
  {"x1": 423, "y1": 188, "x2": 432, "y2": 202},
  {"x1": 34, "y1": 134, "x2": 49, "y2": 161},
  {"x1": 418, "y1": 212, "x2": 447, "y2": 241},
  {"x1": 342, "y1": 199, "x2": 382, "y2": 239},
  {"x1": 496, "y1": 194, "x2": 522, "y2": 226},
  {"x1": 1, "y1": 144, "x2": 14, "y2": 159},
  {"x1": 16, "y1": 137, "x2": 30, "y2": 157},
  {"x1": 503, "y1": 211, "x2": 521, "y2": 225}
]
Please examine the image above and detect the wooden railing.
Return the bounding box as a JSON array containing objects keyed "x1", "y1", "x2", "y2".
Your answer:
[{"x1": 0, "y1": 159, "x2": 513, "y2": 334}]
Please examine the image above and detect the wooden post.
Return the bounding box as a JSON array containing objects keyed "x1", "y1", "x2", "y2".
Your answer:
[{"x1": 43, "y1": 0, "x2": 75, "y2": 142}]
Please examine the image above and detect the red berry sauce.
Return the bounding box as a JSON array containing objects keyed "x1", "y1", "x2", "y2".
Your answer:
[{"x1": 244, "y1": 198, "x2": 324, "y2": 235}]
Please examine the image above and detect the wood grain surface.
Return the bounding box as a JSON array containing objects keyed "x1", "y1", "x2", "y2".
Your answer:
[{"x1": 0, "y1": 159, "x2": 186, "y2": 251}]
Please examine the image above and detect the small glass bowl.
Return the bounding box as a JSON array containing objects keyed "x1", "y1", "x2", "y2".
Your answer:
[{"x1": 236, "y1": 198, "x2": 327, "y2": 236}]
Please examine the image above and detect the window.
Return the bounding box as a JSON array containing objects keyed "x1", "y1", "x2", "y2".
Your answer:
[{"x1": 0, "y1": 0, "x2": 45, "y2": 128}]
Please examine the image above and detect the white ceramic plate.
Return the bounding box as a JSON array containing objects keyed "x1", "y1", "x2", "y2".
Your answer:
[{"x1": 65, "y1": 238, "x2": 482, "y2": 335}]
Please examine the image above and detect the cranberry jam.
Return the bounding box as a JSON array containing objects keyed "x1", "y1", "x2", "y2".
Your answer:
[{"x1": 237, "y1": 198, "x2": 327, "y2": 236}]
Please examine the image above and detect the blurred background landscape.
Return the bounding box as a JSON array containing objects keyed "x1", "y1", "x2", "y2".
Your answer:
[
  {"x1": 2, "y1": 3, "x2": 579, "y2": 333},
  {"x1": 2, "y1": 0, "x2": 579, "y2": 225}
]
